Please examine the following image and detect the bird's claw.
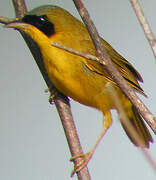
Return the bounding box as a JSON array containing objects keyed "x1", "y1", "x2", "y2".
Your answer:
[
  {"x1": 70, "y1": 152, "x2": 92, "y2": 177},
  {"x1": 44, "y1": 87, "x2": 58, "y2": 104}
]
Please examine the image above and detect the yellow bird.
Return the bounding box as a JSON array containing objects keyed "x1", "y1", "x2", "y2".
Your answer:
[{"x1": 6, "y1": 5, "x2": 153, "y2": 172}]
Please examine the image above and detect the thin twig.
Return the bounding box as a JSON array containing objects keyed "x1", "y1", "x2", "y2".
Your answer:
[
  {"x1": 72, "y1": 0, "x2": 156, "y2": 134},
  {"x1": 52, "y1": 42, "x2": 99, "y2": 61},
  {"x1": 130, "y1": 0, "x2": 156, "y2": 58},
  {"x1": 142, "y1": 149, "x2": 156, "y2": 171},
  {"x1": 1, "y1": 0, "x2": 91, "y2": 179}
]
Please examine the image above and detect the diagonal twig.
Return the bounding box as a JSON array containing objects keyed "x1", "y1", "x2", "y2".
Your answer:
[
  {"x1": 72, "y1": 0, "x2": 156, "y2": 134},
  {"x1": 130, "y1": 0, "x2": 156, "y2": 58}
]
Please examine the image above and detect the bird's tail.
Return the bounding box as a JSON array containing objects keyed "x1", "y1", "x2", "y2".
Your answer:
[{"x1": 121, "y1": 101, "x2": 153, "y2": 148}]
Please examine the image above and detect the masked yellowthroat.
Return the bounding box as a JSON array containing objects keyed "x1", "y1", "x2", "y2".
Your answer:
[{"x1": 5, "y1": 5, "x2": 153, "y2": 172}]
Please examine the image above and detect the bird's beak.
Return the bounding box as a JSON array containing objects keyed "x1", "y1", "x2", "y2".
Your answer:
[
  {"x1": 5, "y1": 21, "x2": 49, "y2": 43},
  {"x1": 5, "y1": 22, "x2": 30, "y2": 31}
]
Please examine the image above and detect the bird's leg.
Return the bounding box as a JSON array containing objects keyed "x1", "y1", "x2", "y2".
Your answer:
[{"x1": 70, "y1": 111, "x2": 112, "y2": 176}]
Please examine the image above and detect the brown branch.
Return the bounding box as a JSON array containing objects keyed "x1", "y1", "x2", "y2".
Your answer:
[
  {"x1": 12, "y1": 0, "x2": 27, "y2": 17},
  {"x1": 54, "y1": 96, "x2": 91, "y2": 179},
  {"x1": 130, "y1": 0, "x2": 156, "y2": 58},
  {"x1": 72, "y1": 0, "x2": 156, "y2": 134},
  {"x1": 0, "y1": 0, "x2": 91, "y2": 179}
]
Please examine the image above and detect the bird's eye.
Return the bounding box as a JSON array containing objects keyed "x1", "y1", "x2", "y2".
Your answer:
[
  {"x1": 21, "y1": 14, "x2": 55, "y2": 36},
  {"x1": 40, "y1": 17, "x2": 45, "y2": 21},
  {"x1": 39, "y1": 15, "x2": 48, "y2": 22}
]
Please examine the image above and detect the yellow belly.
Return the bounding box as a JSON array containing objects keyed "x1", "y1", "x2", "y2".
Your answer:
[{"x1": 41, "y1": 44, "x2": 119, "y2": 111}]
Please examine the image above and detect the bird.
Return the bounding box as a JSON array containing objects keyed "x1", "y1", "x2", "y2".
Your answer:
[{"x1": 5, "y1": 5, "x2": 153, "y2": 173}]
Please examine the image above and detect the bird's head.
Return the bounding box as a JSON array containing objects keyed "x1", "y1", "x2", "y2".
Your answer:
[{"x1": 5, "y1": 5, "x2": 82, "y2": 40}]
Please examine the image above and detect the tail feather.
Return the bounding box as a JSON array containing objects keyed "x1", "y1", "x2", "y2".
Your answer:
[{"x1": 121, "y1": 104, "x2": 153, "y2": 148}]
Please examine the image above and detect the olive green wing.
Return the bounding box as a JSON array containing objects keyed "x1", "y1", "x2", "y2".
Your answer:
[{"x1": 81, "y1": 38, "x2": 145, "y2": 96}]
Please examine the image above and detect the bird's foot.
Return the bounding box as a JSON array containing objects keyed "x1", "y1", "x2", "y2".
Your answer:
[
  {"x1": 70, "y1": 150, "x2": 93, "y2": 177},
  {"x1": 45, "y1": 87, "x2": 58, "y2": 104}
]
